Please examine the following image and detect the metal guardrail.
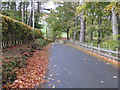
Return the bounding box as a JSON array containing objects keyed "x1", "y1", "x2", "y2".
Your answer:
[{"x1": 65, "y1": 40, "x2": 120, "y2": 61}]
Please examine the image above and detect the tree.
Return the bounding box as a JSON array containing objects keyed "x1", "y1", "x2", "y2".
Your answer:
[
  {"x1": 56, "y1": 2, "x2": 77, "y2": 40},
  {"x1": 80, "y1": 11, "x2": 86, "y2": 43},
  {"x1": 22, "y1": 1, "x2": 25, "y2": 23},
  {"x1": 46, "y1": 11, "x2": 63, "y2": 41},
  {"x1": 76, "y1": 3, "x2": 86, "y2": 43}
]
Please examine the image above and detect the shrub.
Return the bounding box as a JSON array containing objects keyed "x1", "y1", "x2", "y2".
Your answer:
[
  {"x1": 2, "y1": 56, "x2": 27, "y2": 85},
  {"x1": 34, "y1": 39, "x2": 48, "y2": 46},
  {"x1": 0, "y1": 14, "x2": 43, "y2": 48}
]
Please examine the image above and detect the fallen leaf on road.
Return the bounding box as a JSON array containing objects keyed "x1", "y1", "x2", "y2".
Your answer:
[
  {"x1": 89, "y1": 73, "x2": 92, "y2": 75},
  {"x1": 57, "y1": 80, "x2": 60, "y2": 82},
  {"x1": 68, "y1": 72, "x2": 71, "y2": 74},
  {"x1": 100, "y1": 80, "x2": 104, "y2": 83},
  {"x1": 106, "y1": 63, "x2": 110, "y2": 65},
  {"x1": 52, "y1": 79, "x2": 54, "y2": 80},
  {"x1": 48, "y1": 78, "x2": 51, "y2": 80},
  {"x1": 48, "y1": 84, "x2": 52, "y2": 86},
  {"x1": 56, "y1": 73, "x2": 59, "y2": 76},
  {"x1": 113, "y1": 76, "x2": 117, "y2": 79},
  {"x1": 8, "y1": 45, "x2": 50, "y2": 88},
  {"x1": 48, "y1": 65, "x2": 50, "y2": 67},
  {"x1": 52, "y1": 85, "x2": 55, "y2": 88},
  {"x1": 54, "y1": 65, "x2": 56, "y2": 67},
  {"x1": 50, "y1": 74, "x2": 53, "y2": 77}
]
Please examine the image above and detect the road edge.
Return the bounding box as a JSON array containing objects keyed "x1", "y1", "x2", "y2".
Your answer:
[{"x1": 65, "y1": 43, "x2": 120, "y2": 68}]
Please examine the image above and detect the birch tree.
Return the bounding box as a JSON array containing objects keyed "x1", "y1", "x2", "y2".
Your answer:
[{"x1": 112, "y1": 7, "x2": 119, "y2": 40}]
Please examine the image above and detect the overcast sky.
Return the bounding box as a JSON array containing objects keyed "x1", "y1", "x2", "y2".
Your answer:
[
  {"x1": 41, "y1": 1, "x2": 58, "y2": 13},
  {"x1": 42, "y1": 1, "x2": 56, "y2": 10}
]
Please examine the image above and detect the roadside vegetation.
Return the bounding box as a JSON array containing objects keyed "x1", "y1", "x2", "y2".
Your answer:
[
  {"x1": 46, "y1": 2, "x2": 120, "y2": 51},
  {"x1": 2, "y1": 39, "x2": 50, "y2": 88},
  {"x1": 1, "y1": 1, "x2": 120, "y2": 89},
  {"x1": 1, "y1": 2, "x2": 51, "y2": 88}
]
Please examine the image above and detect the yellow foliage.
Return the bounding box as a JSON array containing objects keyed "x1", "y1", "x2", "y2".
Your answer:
[
  {"x1": 75, "y1": 3, "x2": 86, "y2": 15},
  {"x1": 104, "y1": 2, "x2": 120, "y2": 15}
]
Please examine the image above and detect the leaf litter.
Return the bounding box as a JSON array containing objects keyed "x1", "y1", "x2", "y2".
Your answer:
[{"x1": 8, "y1": 45, "x2": 50, "y2": 88}]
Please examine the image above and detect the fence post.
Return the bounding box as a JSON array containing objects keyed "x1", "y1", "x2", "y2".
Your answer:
[
  {"x1": 85, "y1": 44, "x2": 87, "y2": 50},
  {"x1": 98, "y1": 44, "x2": 100, "y2": 54},
  {"x1": 116, "y1": 48, "x2": 118, "y2": 60},
  {"x1": 91, "y1": 43, "x2": 93, "y2": 52},
  {"x1": 109, "y1": 46, "x2": 112, "y2": 59}
]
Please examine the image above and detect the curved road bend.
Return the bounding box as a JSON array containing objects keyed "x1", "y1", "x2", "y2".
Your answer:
[{"x1": 44, "y1": 43, "x2": 118, "y2": 88}]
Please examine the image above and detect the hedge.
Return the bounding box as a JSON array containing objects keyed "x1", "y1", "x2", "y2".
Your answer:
[{"x1": 0, "y1": 14, "x2": 43, "y2": 48}]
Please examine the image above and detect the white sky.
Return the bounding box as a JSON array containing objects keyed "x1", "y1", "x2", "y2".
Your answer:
[{"x1": 42, "y1": 2, "x2": 56, "y2": 10}]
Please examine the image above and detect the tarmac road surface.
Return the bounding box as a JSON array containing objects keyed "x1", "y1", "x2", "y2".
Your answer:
[{"x1": 44, "y1": 43, "x2": 118, "y2": 88}]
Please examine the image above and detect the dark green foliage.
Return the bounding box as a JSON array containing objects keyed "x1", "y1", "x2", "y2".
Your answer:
[
  {"x1": 2, "y1": 56, "x2": 27, "y2": 85},
  {"x1": 34, "y1": 39, "x2": 48, "y2": 46},
  {"x1": 2, "y1": 10, "x2": 22, "y2": 21},
  {"x1": 1, "y1": 14, "x2": 43, "y2": 48},
  {"x1": 35, "y1": 24, "x2": 44, "y2": 29}
]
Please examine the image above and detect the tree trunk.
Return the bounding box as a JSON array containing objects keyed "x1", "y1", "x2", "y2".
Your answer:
[
  {"x1": 32, "y1": 0, "x2": 35, "y2": 40},
  {"x1": 35, "y1": 2, "x2": 41, "y2": 28},
  {"x1": 70, "y1": 32, "x2": 73, "y2": 41},
  {"x1": 112, "y1": 7, "x2": 119, "y2": 40},
  {"x1": 67, "y1": 28, "x2": 69, "y2": 40},
  {"x1": 73, "y1": 31, "x2": 76, "y2": 41},
  {"x1": 73, "y1": 17, "x2": 77, "y2": 41},
  {"x1": 97, "y1": 18, "x2": 102, "y2": 45},
  {"x1": 90, "y1": 19, "x2": 93, "y2": 43},
  {"x1": 117, "y1": 16, "x2": 120, "y2": 59},
  {"x1": 28, "y1": 1, "x2": 33, "y2": 26},
  {"x1": 18, "y1": 2, "x2": 22, "y2": 20},
  {"x1": 7, "y1": 2, "x2": 10, "y2": 10},
  {"x1": 22, "y1": 2, "x2": 25, "y2": 23},
  {"x1": 25, "y1": 3, "x2": 27, "y2": 24},
  {"x1": 117, "y1": 16, "x2": 120, "y2": 40},
  {"x1": 97, "y1": 30, "x2": 101, "y2": 45},
  {"x1": 27, "y1": 3, "x2": 32, "y2": 25},
  {"x1": 79, "y1": 12, "x2": 86, "y2": 43},
  {"x1": 37, "y1": 2, "x2": 41, "y2": 13},
  {"x1": 90, "y1": 32, "x2": 93, "y2": 43},
  {"x1": 15, "y1": 2, "x2": 16, "y2": 11}
]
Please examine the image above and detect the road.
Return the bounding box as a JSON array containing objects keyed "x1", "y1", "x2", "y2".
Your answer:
[{"x1": 44, "y1": 43, "x2": 118, "y2": 88}]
